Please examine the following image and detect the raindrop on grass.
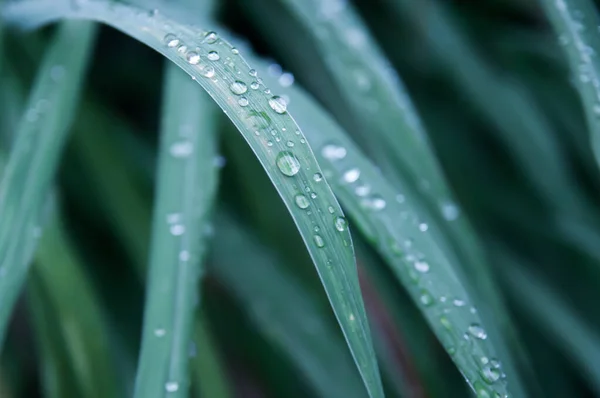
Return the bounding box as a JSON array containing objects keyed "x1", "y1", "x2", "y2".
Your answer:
[
  {"x1": 468, "y1": 324, "x2": 488, "y2": 340},
  {"x1": 314, "y1": 235, "x2": 325, "y2": 247},
  {"x1": 419, "y1": 223, "x2": 428, "y2": 232},
  {"x1": 286, "y1": 141, "x2": 295, "y2": 148},
  {"x1": 295, "y1": 194, "x2": 310, "y2": 209},
  {"x1": 328, "y1": 206, "x2": 335, "y2": 214},
  {"x1": 321, "y1": 144, "x2": 347, "y2": 160},
  {"x1": 349, "y1": 313, "x2": 355, "y2": 321},
  {"x1": 203, "y1": 31, "x2": 218, "y2": 44},
  {"x1": 453, "y1": 299, "x2": 466, "y2": 307},
  {"x1": 230, "y1": 80, "x2": 248, "y2": 95},
  {"x1": 343, "y1": 168, "x2": 360, "y2": 183},
  {"x1": 154, "y1": 328, "x2": 166, "y2": 337},
  {"x1": 481, "y1": 366, "x2": 501, "y2": 383},
  {"x1": 186, "y1": 51, "x2": 200, "y2": 65},
  {"x1": 420, "y1": 290, "x2": 434, "y2": 306},
  {"x1": 164, "y1": 33, "x2": 179, "y2": 47},
  {"x1": 165, "y1": 382, "x2": 179, "y2": 392},
  {"x1": 355, "y1": 184, "x2": 370, "y2": 197},
  {"x1": 170, "y1": 141, "x2": 193, "y2": 157},
  {"x1": 207, "y1": 51, "x2": 220, "y2": 61},
  {"x1": 313, "y1": 173, "x2": 323, "y2": 182},
  {"x1": 334, "y1": 216, "x2": 347, "y2": 231},
  {"x1": 276, "y1": 151, "x2": 301, "y2": 176},
  {"x1": 268, "y1": 96, "x2": 287, "y2": 113},
  {"x1": 249, "y1": 69, "x2": 257, "y2": 77},
  {"x1": 369, "y1": 195, "x2": 386, "y2": 210},
  {"x1": 238, "y1": 97, "x2": 249, "y2": 107},
  {"x1": 250, "y1": 81, "x2": 260, "y2": 90},
  {"x1": 414, "y1": 261, "x2": 430, "y2": 273},
  {"x1": 170, "y1": 224, "x2": 185, "y2": 236},
  {"x1": 201, "y1": 66, "x2": 215, "y2": 78},
  {"x1": 179, "y1": 251, "x2": 191, "y2": 261}
]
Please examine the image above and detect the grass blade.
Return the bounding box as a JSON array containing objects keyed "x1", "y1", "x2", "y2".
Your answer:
[
  {"x1": 3, "y1": 2, "x2": 385, "y2": 396},
  {"x1": 134, "y1": 64, "x2": 219, "y2": 397},
  {"x1": 538, "y1": 0, "x2": 600, "y2": 169},
  {"x1": 0, "y1": 20, "x2": 96, "y2": 345},
  {"x1": 211, "y1": 211, "x2": 368, "y2": 398},
  {"x1": 32, "y1": 211, "x2": 121, "y2": 398}
]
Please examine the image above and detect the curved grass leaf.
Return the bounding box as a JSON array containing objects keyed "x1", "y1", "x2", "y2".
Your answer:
[
  {"x1": 233, "y1": 39, "x2": 512, "y2": 397},
  {"x1": 32, "y1": 212, "x2": 121, "y2": 398},
  {"x1": 212, "y1": 212, "x2": 368, "y2": 398},
  {"x1": 2, "y1": 2, "x2": 384, "y2": 396},
  {"x1": 538, "y1": 0, "x2": 600, "y2": 169},
  {"x1": 0, "y1": 19, "x2": 96, "y2": 345},
  {"x1": 134, "y1": 64, "x2": 219, "y2": 397}
]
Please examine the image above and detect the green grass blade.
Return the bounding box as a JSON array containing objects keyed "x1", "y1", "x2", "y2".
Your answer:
[
  {"x1": 212, "y1": 212, "x2": 368, "y2": 398},
  {"x1": 32, "y1": 211, "x2": 121, "y2": 398},
  {"x1": 3, "y1": 2, "x2": 385, "y2": 396},
  {"x1": 237, "y1": 48, "x2": 512, "y2": 396},
  {"x1": 538, "y1": 0, "x2": 600, "y2": 169},
  {"x1": 0, "y1": 20, "x2": 96, "y2": 345},
  {"x1": 134, "y1": 64, "x2": 219, "y2": 397}
]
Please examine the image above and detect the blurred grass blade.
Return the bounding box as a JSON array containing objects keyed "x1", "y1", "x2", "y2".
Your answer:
[
  {"x1": 32, "y1": 211, "x2": 121, "y2": 398},
  {"x1": 134, "y1": 65, "x2": 219, "y2": 397},
  {"x1": 0, "y1": 20, "x2": 96, "y2": 345},
  {"x1": 4, "y1": 2, "x2": 384, "y2": 395},
  {"x1": 212, "y1": 212, "x2": 368, "y2": 398},
  {"x1": 498, "y1": 252, "x2": 600, "y2": 395},
  {"x1": 539, "y1": 0, "x2": 600, "y2": 168}
]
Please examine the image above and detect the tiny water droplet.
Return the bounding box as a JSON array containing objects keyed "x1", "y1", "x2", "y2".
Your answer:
[
  {"x1": 201, "y1": 66, "x2": 215, "y2": 78},
  {"x1": 230, "y1": 80, "x2": 248, "y2": 95},
  {"x1": 481, "y1": 366, "x2": 501, "y2": 383},
  {"x1": 231, "y1": 47, "x2": 239, "y2": 55},
  {"x1": 286, "y1": 140, "x2": 295, "y2": 147},
  {"x1": 170, "y1": 141, "x2": 193, "y2": 157},
  {"x1": 186, "y1": 51, "x2": 200, "y2": 65},
  {"x1": 164, "y1": 33, "x2": 180, "y2": 47},
  {"x1": 310, "y1": 192, "x2": 317, "y2": 199},
  {"x1": 334, "y1": 216, "x2": 347, "y2": 231},
  {"x1": 369, "y1": 195, "x2": 386, "y2": 210},
  {"x1": 328, "y1": 206, "x2": 335, "y2": 214},
  {"x1": 250, "y1": 81, "x2": 260, "y2": 90},
  {"x1": 249, "y1": 69, "x2": 257, "y2": 77},
  {"x1": 314, "y1": 235, "x2": 325, "y2": 247},
  {"x1": 170, "y1": 224, "x2": 185, "y2": 236},
  {"x1": 468, "y1": 324, "x2": 487, "y2": 340},
  {"x1": 343, "y1": 168, "x2": 360, "y2": 183},
  {"x1": 203, "y1": 31, "x2": 218, "y2": 44},
  {"x1": 414, "y1": 261, "x2": 430, "y2": 273},
  {"x1": 154, "y1": 328, "x2": 166, "y2": 337},
  {"x1": 321, "y1": 144, "x2": 347, "y2": 160},
  {"x1": 349, "y1": 313, "x2": 355, "y2": 321},
  {"x1": 420, "y1": 290, "x2": 434, "y2": 306},
  {"x1": 419, "y1": 223, "x2": 428, "y2": 232},
  {"x1": 453, "y1": 299, "x2": 465, "y2": 307},
  {"x1": 179, "y1": 251, "x2": 190, "y2": 261},
  {"x1": 295, "y1": 194, "x2": 310, "y2": 209},
  {"x1": 165, "y1": 382, "x2": 179, "y2": 392},
  {"x1": 313, "y1": 173, "x2": 323, "y2": 182},
  {"x1": 276, "y1": 151, "x2": 301, "y2": 176},
  {"x1": 238, "y1": 97, "x2": 249, "y2": 106},
  {"x1": 207, "y1": 51, "x2": 220, "y2": 61},
  {"x1": 355, "y1": 184, "x2": 371, "y2": 197}
]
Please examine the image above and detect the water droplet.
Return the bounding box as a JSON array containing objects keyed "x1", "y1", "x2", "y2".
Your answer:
[
  {"x1": 250, "y1": 81, "x2": 260, "y2": 90},
  {"x1": 419, "y1": 223, "x2": 428, "y2": 232},
  {"x1": 154, "y1": 328, "x2": 166, "y2": 337},
  {"x1": 468, "y1": 324, "x2": 487, "y2": 340},
  {"x1": 369, "y1": 195, "x2": 386, "y2": 210},
  {"x1": 328, "y1": 206, "x2": 335, "y2": 214},
  {"x1": 321, "y1": 144, "x2": 347, "y2": 160},
  {"x1": 203, "y1": 31, "x2": 218, "y2": 44},
  {"x1": 295, "y1": 194, "x2": 310, "y2": 209},
  {"x1": 420, "y1": 290, "x2": 434, "y2": 306},
  {"x1": 279, "y1": 72, "x2": 295, "y2": 87},
  {"x1": 314, "y1": 234, "x2": 325, "y2": 247},
  {"x1": 268, "y1": 96, "x2": 287, "y2": 113},
  {"x1": 453, "y1": 299, "x2": 465, "y2": 307},
  {"x1": 179, "y1": 251, "x2": 190, "y2": 261},
  {"x1": 310, "y1": 192, "x2": 317, "y2": 199},
  {"x1": 170, "y1": 224, "x2": 185, "y2": 236},
  {"x1": 313, "y1": 173, "x2": 323, "y2": 182},
  {"x1": 276, "y1": 151, "x2": 301, "y2": 176},
  {"x1": 201, "y1": 66, "x2": 215, "y2": 78},
  {"x1": 414, "y1": 261, "x2": 430, "y2": 273},
  {"x1": 165, "y1": 382, "x2": 179, "y2": 392},
  {"x1": 231, "y1": 47, "x2": 239, "y2": 55},
  {"x1": 481, "y1": 366, "x2": 501, "y2": 383},
  {"x1": 286, "y1": 140, "x2": 295, "y2": 147},
  {"x1": 343, "y1": 168, "x2": 360, "y2": 183},
  {"x1": 349, "y1": 313, "x2": 355, "y2": 321},
  {"x1": 230, "y1": 80, "x2": 248, "y2": 95},
  {"x1": 440, "y1": 316, "x2": 452, "y2": 330},
  {"x1": 164, "y1": 33, "x2": 180, "y2": 47},
  {"x1": 238, "y1": 97, "x2": 249, "y2": 106},
  {"x1": 207, "y1": 51, "x2": 220, "y2": 61},
  {"x1": 249, "y1": 69, "x2": 257, "y2": 77},
  {"x1": 334, "y1": 216, "x2": 347, "y2": 231},
  {"x1": 186, "y1": 51, "x2": 200, "y2": 65},
  {"x1": 355, "y1": 184, "x2": 370, "y2": 197},
  {"x1": 442, "y1": 202, "x2": 460, "y2": 221},
  {"x1": 170, "y1": 141, "x2": 193, "y2": 157}
]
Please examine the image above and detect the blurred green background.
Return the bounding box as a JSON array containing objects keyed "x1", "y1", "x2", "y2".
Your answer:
[{"x1": 2, "y1": 0, "x2": 600, "y2": 397}]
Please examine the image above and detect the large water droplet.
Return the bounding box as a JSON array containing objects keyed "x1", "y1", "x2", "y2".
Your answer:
[
  {"x1": 314, "y1": 235, "x2": 325, "y2": 247},
  {"x1": 334, "y1": 216, "x2": 348, "y2": 231},
  {"x1": 268, "y1": 96, "x2": 287, "y2": 113},
  {"x1": 468, "y1": 324, "x2": 487, "y2": 340},
  {"x1": 276, "y1": 151, "x2": 301, "y2": 176},
  {"x1": 230, "y1": 80, "x2": 248, "y2": 95},
  {"x1": 295, "y1": 194, "x2": 310, "y2": 209},
  {"x1": 186, "y1": 51, "x2": 200, "y2": 65}
]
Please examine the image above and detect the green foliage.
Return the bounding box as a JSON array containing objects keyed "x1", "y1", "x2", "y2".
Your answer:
[{"x1": 2, "y1": 0, "x2": 600, "y2": 397}]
